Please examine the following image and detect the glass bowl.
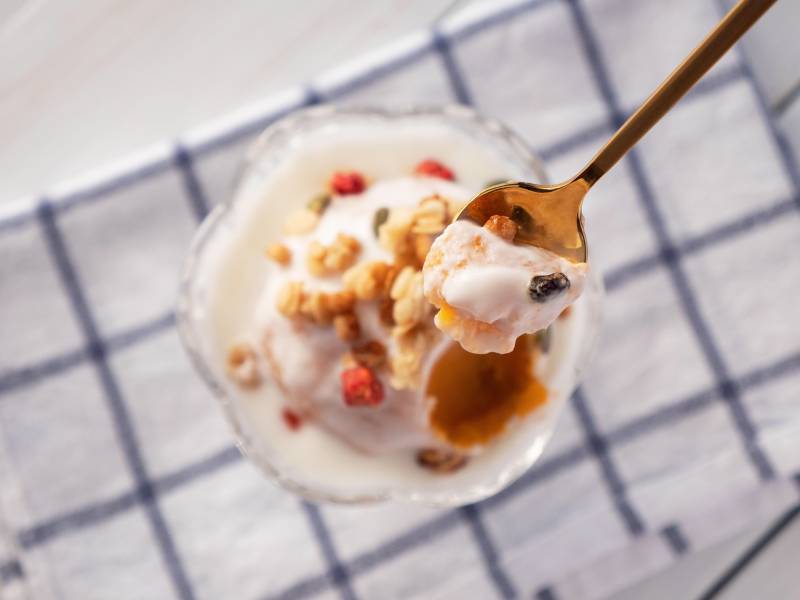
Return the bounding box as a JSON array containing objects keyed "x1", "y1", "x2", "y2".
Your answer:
[{"x1": 177, "y1": 105, "x2": 603, "y2": 506}]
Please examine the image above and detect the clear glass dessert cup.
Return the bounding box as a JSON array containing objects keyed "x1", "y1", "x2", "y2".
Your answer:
[{"x1": 177, "y1": 105, "x2": 604, "y2": 506}]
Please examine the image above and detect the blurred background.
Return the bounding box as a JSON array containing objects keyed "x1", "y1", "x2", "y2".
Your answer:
[
  {"x1": 3, "y1": 0, "x2": 795, "y2": 206},
  {"x1": 2, "y1": 1, "x2": 800, "y2": 599}
]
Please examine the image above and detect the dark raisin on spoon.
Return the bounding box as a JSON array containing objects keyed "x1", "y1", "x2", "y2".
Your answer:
[{"x1": 528, "y1": 273, "x2": 570, "y2": 302}]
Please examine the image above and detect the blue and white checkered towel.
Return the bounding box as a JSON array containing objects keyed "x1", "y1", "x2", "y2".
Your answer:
[{"x1": 2, "y1": 1, "x2": 799, "y2": 598}]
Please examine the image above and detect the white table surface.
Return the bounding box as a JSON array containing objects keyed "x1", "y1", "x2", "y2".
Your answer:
[{"x1": 3, "y1": 1, "x2": 799, "y2": 598}]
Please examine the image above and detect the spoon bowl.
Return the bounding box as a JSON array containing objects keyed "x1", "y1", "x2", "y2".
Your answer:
[{"x1": 457, "y1": 179, "x2": 590, "y2": 263}]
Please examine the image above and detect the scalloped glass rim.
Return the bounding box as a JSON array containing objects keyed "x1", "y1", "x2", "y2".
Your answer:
[{"x1": 177, "y1": 105, "x2": 604, "y2": 506}]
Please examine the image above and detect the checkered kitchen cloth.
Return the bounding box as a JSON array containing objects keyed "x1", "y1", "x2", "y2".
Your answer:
[{"x1": 3, "y1": 0, "x2": 800, "y2": 598}]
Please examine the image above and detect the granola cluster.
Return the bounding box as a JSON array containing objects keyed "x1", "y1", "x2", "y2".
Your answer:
[{"x1": 272, "y1": 166, "x2": 461, "y2": 392}]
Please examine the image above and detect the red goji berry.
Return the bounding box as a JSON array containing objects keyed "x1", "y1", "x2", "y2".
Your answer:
[
  {"x1": 329, "y1": 171, "x2": 366, "y2": 195},
  {"x1": 281, "y1": 408, "x2": 303, "y2": 431},
  {"x1": 414, "y1": 159, "x2": 454, "y2": 181},
  {"x1": 340, "y1": 366, "x2": 384, "y2": 406}
]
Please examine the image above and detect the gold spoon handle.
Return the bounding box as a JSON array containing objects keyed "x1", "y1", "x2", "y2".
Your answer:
[{"x1": 577, "y1": 0, "x2": 776, "y2": 188}]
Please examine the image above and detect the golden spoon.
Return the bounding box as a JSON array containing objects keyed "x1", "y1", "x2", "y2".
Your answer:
[{"x1": 458, "y1": 0, "x2": 777, "y2": 263}]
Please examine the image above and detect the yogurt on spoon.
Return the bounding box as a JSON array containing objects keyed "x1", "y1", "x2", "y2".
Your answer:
[{"x1": 423, "y1": 217, "x2": 587, "y2": 354}]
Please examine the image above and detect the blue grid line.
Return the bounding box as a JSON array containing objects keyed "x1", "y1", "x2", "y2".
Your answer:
[
  {"x1": 535, "y1": 61, "x2": 745, "y2": 164},
  {"x1": 105, "y1": 310, "x2": 177, "y2": 352},
  {"x1": 346, "y1": 509, "x2": 463, "y2": 575},
  {"x1": 18, "y1": 488, "x2": 140, "y2": 549},
  {"x1": 570, "y1": 388, "x2": 645, "y2": 536},
  {"x1": 319, "y1": 41, "x2": 435, "y2": 102},
  {"x1": 36, "y1": 200, "x2": 195, "y2": 600},
  {"x1": 0, "y1": 346, "x2": 88, "y2": 395},
  {"x1": 447, "y1": 0, "x2": 557, "y2": 44},
  {"x1": 538, "y1": 120, "x2": 611, "y2": 163},
  {"x1": 485, "y1": 445, "x2": 589, "y2": 510},
  {"x1": 267, "y1": 573, "x2": 330, "y2": 600},
  {"x1": 535, "y1": 586, "x2": 558, "y2": 600},
  {"x1": 714, "y1": 0, "x2": 800, "y2": 194},
  {"x1": 17, "y1": 445, "x2": 241, "y2": 550},
  {"x1": 0, "y1": 310, "x2": 174, "y2": 397},
  {"x1": 189, "y1": 89, "x2": 317, "y2": 157},
  {"x1": 460, "y1": 504, "x2": 518, "y2": 599},
  {"x1": 300, "y1": 502, "x2": 359, "y2": 600},
  {"x1": 661, "y1": 524, "x2": 689, "y2": 555},
  {"x1": 54, "y1": 151, "x2": 176, "y2": 216},
  {"x1": 154, "y1": 445, "x2": 242, "y2": 495},
  {"x1": 565, "y1": 0, "x2": 775, "y2": 481},
  {"x1": 611, "y1": 349, "x2": 800, "y2": 448},
  {"x1": 0, "y1": 206, "x2": 38, "y2": 234},
  {"x1": 0, "y1": 559, "x2": 23, "y2": 583},
  {"x1": 433, "y1": 31, "x2": 474, "y2": 105},
  {"x1": 604, "y1": 194, "x2": 796, "y2": 292},
  {"x1": 174, "y1": 146, "x2": 211, "y2": 221}
]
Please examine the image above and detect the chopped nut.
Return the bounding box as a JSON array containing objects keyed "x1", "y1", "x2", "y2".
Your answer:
[
  {"x1": 306, "y1": 241, "x2": 328, "y2": 276},
  {"x1": 528, "y1": 273, "x2": 570, "y2": 303},
  {"x1": 412, "y1": 234, "x2": 433, "y2": 265},
  {"x1": 326, "y1": 290, "x2": 356, "y2": 315},
  {"x1": 349, "y1": 340, "x2": 387, "y2": 368},
  {"x1": 390, "y1": 326, "x2": 431, "y2": 389},
  {"x1": 334, "y1": 313, "x2": 360, "y2": 341},
  {"x1": 283, "y1": 209, "x2": 319, "y2": 235},
  {"x1": 411, "y1": 195, "x2": 448, "y2": 235},
  {"x1": 306, "y1": 234, "x2": 361, "y2": 276},
  {"x1": 389, "y1": 266, "x2": 416, "y2": 300},
  {"x1": 391, "y1": 269, "x2": 430, "y2": 332},
  {"x1": 484, "y1": 215, "x2": 518, "y2": 241},
  {"x1": 378, "y1": 297, "x2": 395, "y2": 326},
  {"x1": 265, "y1": 243, "x2": 291, "y2": 265},
  {"x1": 276, "y1": 281, "x2": 305, "y2": 317},
  {"x1": 343, "y1": 261, "x2": 392, "y2": 300},
  {"x1": 300, "y1": 291, "x2": 333, "y2": 324},
  {"x1": 226, "y1": 342, "x2": 261, "y2": 389},
  {"x1": 325, "y1": 234, "x2": 361, "y2": 270},
  {"x1": 380, "y1": 264, "x2": 400, "y2": 296},
  {"x1": 416, "y1": 448, "x2": 468, "y2": 473},
  {"x1": 378, "y1": 208, "x2": 414, "y2": 259}
]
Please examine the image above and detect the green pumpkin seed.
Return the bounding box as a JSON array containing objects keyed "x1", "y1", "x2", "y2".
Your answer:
[
  {"x1": 306, "y1": 193, "x2": 331, "y2": 214},
  {"x1": 373, "y1": 207, "x2": 389, "y2": 237}
]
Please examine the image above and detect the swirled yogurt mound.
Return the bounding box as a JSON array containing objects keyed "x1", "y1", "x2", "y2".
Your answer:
[{"x1": 424, "y1": 217, "x2": 588, "y2": 354}]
